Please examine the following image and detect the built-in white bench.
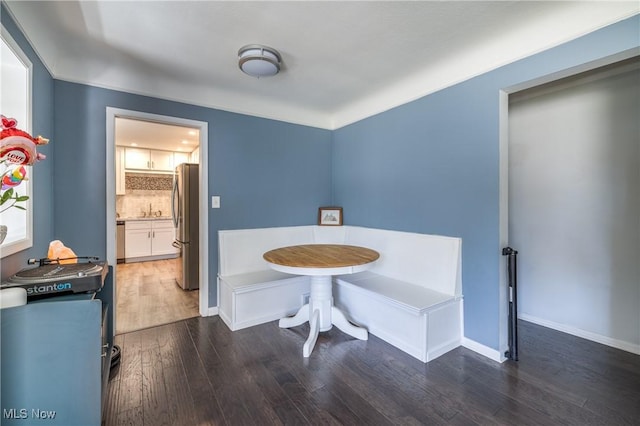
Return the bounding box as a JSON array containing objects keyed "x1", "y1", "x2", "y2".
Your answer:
[
  {"x1": 217, "y1": 226, "x2": 314, "y2": 331},
  {"x1": 217, "y1": 225, "x2": 462, "y2": 362}
]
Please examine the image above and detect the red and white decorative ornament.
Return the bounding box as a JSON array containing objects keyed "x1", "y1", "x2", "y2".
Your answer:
[{"x1": 0, "y1": 115, "x2": 49, "y2": 166}]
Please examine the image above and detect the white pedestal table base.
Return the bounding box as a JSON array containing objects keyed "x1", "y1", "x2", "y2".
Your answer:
[{"x1": 278, "y1": 275, "x2": 368, "y2": 357}]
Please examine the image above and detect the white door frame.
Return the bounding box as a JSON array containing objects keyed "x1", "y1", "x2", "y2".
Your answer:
[{"x1": 105, "y1": 107, "x2": 210, "y2": 334}]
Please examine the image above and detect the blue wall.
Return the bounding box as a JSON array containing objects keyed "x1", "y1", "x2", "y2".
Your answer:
[
  {"x1": 52, "y1": 81, "x2": 332, "y2": 306},
  {"x1": 1, "y1": 3, "x2": 54, "y2": 280},
  {"x1": 333, "y1": 15, "x2": 640, "y2": 350}
]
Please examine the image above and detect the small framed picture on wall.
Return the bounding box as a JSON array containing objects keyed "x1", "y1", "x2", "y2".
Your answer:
[{"x1": 318, "y1": 207, "x2": 343, "y2": 226}]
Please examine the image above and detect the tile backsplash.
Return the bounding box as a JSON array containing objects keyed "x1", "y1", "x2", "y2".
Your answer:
[
  {"x1": 126, "y1": 174, "x2": 173, "y2": 191},
  {"x1": 116, "y1": 173, "x2": 173, "y2": 218}
]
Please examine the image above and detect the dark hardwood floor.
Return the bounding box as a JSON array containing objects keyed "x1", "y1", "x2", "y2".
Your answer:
[{"x1": 104, "y1": 318, "x2": 640, "y2": 425}]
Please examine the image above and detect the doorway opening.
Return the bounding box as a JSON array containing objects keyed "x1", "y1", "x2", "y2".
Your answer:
[
  {"x1": 116, "y1": 259, "x2": 198, "y2": 333},
  {"x1": 499, "y1": 54, "x2": 639, "y2": 356},
  {"x1": 106, "y1": 108, "x2": 209, "y2": 335}
]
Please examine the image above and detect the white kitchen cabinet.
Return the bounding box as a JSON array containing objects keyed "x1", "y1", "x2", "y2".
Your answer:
[
  {"x1": 125, "y1": 220, "x2": 178, "y2": 262},
  {"x1": 150, "y1": 150, "x2": 174, "y2": 171},
  {"x1": 173, "y1": 151, "x2": 190, "y2": 168},
  {"x1": 190, "y1": 147, "x2": 200, "y2": 163},
  {"x1": 115, "y1": 146, "x2": 126, "y2": 195},
  {"x1": 124, "y1": 148, "x2": 174, "y2": 172},
  {"x1": 124, "y1": 147, "x2": 150, "y2": 170},
  {"x1": 124, "y1": 221, "x2": 152, "y2": 259},
  {"x1": 151, "y1": 220, "x2": 177, "y2": 256}
]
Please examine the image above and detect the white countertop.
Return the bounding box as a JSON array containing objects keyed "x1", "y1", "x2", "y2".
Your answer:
[{"x1": 119, "y1": 216, "x2": 172, "y2": 221}]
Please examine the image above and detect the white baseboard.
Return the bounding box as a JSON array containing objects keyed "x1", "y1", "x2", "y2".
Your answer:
[
  {"x1": 461, "y1": 337, "x2": 505, "y2": 363},
  {"x1": 204, "y1": 306, "x2": 219, "y2": 317},
  {"x1": 519, "y1": 314, "x2": 640, "y2": 355}
]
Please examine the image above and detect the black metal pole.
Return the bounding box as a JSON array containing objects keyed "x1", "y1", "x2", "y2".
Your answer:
[{"x1": 502, "y1": 247, "x2": 519, "y2": 361}]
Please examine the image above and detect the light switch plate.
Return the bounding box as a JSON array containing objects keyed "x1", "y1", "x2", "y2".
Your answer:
[{"x1": 211, "y1": 196, "x2": 220, "y2": 208}]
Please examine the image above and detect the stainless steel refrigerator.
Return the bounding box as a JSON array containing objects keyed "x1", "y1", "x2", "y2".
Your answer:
[{"x1": 172, "y1": 163, "x2": 199, "y2": 290}]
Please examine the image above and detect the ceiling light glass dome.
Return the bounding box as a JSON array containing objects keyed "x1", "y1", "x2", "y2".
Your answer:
[{"x1": 238, "y1": 45, "x2": 282, "y2": 78}]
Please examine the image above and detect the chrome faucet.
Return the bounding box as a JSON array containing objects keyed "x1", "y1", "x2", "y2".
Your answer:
[{"x1": 148, "y1": 203, "x2": 152, "y2": 216}]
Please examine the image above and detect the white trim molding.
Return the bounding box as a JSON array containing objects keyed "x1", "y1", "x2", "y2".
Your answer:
[
  {"x1": 105, "y1": 107, "x2": 210, "y2": 333},
  {"x1": 0, "y1": 24, "x2": 33, "y2": 257},
  {"x1": 520, "y1": 314, "x2": 640, "y2": 355},
  {"x1": 462, "y1": 337, "x2": 506, "y2": 363}
]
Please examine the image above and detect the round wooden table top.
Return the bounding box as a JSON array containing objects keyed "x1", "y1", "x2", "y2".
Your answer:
[{"x1": 263, "y1": 244, "x2": 379, "y2": 268}]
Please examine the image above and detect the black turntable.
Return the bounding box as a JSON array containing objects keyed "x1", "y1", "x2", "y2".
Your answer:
[{"x1": 1, "y1": 257, "x2": 108, "y2": 299}]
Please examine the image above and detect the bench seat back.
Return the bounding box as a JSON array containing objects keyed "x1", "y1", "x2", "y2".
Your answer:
[
  {"x1": 344, "y1": 226, "x2": 461, "y2": 297},
  {"x1": 218, "y1": 226, "x2": 315, "y2": 276},
  {"x1": 218, "y1": 225, "x2": 461, "y2": 298}
]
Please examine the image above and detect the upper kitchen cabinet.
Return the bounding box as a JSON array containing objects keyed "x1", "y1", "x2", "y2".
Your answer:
[
  {"x1": 125, "y1": 148, "x2": 174, "y2": 173},
  {"x1": 173, "y1": 151, "x2": 190, "y2": 168},
  {"x1": 190, "y1": 147, "x2": 200, "y2": 163}
]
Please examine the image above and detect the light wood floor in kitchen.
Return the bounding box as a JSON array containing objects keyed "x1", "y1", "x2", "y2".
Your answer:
[{"x1": 115, "y1": 259, "x2": 199, "y2": 334}]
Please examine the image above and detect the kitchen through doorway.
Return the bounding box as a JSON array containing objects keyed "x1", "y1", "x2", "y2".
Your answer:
[
  {"x1": 116, "y1": 259, "x2": 199, "y2": 333},
  {"x1": 114, "y1": 117, "x2": 201, "y2": 334}
]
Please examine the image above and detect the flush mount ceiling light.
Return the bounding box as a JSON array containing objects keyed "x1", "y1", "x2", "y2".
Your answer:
[{"x1": 238, "y1": 44, "x2": 282, "y2": 78}]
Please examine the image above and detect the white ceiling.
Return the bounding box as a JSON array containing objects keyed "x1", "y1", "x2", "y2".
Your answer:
[
  {"x1": 114, "y1": 117, "x2": 199, "y2": 152},
  {"x1": 5, "y1": 1, "x2": 639, "y2": 130}
]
